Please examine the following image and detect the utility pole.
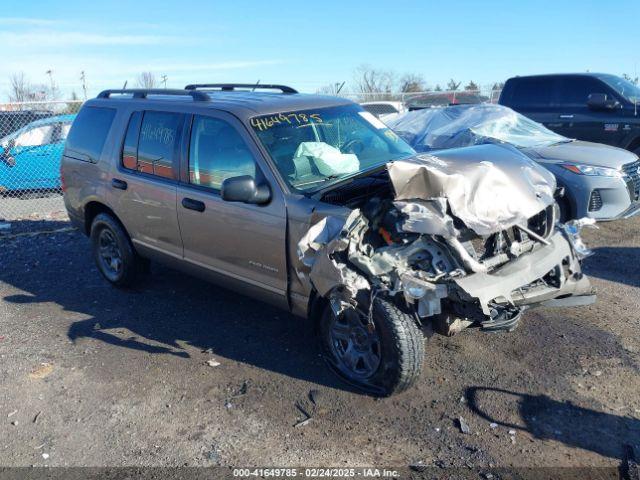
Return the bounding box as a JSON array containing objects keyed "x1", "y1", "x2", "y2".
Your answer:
[
  {"x1": 80, "y1": 71, "x2": 88, "y2": 100},
  {"x1": 161, "y1": 75, "x2": 168, "y2": 89},
  {"x1": 45, "y1": 69, "x2": 56, "y2": 99}
]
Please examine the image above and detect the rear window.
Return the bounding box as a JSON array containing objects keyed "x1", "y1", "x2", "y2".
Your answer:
[
  {"x1": 362, "y1": 104, "x2": 399, "y2": 116},
  {"x1": 504, "y1": 78, "x2": 555, "y2": 108},
  {"x1": 65, "y1": 106, "x2": 116, "y2": 163}
]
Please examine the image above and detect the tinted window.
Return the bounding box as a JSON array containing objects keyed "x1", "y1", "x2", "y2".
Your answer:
[
  {"x1": 137, "y1": 111, "x2": 182, "y2": 179},
  {"x1": 121, "y1": 112, "x2": 142, "y2": 171},
  {"x1": 557, "y1": 77, "x2": 608, "y2": 106},
  {"x1": 189, "y1": 116, "x2": 256, "y2": 190},
  {"x1": 65, "y1": 106, "x2": 116, "y2": 162},
  {"x1": 508, "y1": 78, "x2": 555, "y2": 107},
  {"x1": 363, "y1": 104, "x2": 398, "y2": 116}
]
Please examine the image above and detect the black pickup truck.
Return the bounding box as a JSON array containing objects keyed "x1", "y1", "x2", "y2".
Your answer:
[{"x1": 499, "y1": 73, "x2": 640, "y2": 155}]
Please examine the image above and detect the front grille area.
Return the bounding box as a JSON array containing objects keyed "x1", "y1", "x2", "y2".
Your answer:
[
  {"x1": 622, "y1": 159, "x2": 640, "y2": 201},
  {"x1": 589, "y1": 189, "x2": 603, "y2": 211}
]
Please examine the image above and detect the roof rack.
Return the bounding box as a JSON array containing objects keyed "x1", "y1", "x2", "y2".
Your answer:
[
  {"x1": 96, "y1": 89, "x2": 209, "y2": 101},
  {"x1": 184, "y1": 83, "x2": 298, "y2": 94}
]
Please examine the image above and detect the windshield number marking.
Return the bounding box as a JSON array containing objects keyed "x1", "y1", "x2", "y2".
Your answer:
[{"x1": 250, "y1": 113, "x2": 323, "y2": 131}]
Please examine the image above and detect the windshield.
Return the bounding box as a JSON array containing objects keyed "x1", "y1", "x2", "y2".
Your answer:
[
  {"x1": 250, "y1": 104, "x2": 415, "y2": 192},
  {"x1": 599, "y1": 74, "x2": 640, "y2": 103}
]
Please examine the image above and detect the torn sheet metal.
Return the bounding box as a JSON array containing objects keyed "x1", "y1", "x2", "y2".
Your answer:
[
  {"x1": 387, "y1": 144, "x2": 556, "y2": 236},
  {"x1": 393, "y1": 199, "x2": 458, "y2": 238},
  {"x1": 297, "y1": 209, "x2": 370, "y2": 299}
]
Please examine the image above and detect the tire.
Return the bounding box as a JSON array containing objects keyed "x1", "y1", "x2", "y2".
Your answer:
[
  {"x1": 557, "y1": 196, "x2": 572, "y2": 223},
  {"x1": 319, "y1": 296, "x2": 425, "y2": 396},
  {"x1": 90, "y1": 213, "x2": 142, "y2": 288}
]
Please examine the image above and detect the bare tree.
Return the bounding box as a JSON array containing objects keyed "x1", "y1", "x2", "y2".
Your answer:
[
  {"x1": 8, "y1": 72, "x2": 35, "y2": 102},
  {"x1": 447, "y1": 79, "x2": 461, "y2": 91},
  {"x1": 464, "y1": 80, "x2": 479, "y2": 91},
  {"x1": 623, "y1": 73, "x2": 639, "y2": 85},
  {"x1": 353, "y1": 65, "x2": 395, "y2": 100},
  {"x1": 434, "y1": 84, "x2": 443, "y2": 92},
  {"x1": 399, "y1": 73, "x2": 426, "y2": 93},
  {"x1": 136, "y1": 72, "x2": 158, "y2": 89}
]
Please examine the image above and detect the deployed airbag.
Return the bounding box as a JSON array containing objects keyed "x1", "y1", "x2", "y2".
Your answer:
[{"x1": 293, "y1": 142, "x2": 359, "y2": 176}]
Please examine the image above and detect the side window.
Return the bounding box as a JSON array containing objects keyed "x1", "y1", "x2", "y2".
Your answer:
[
  {"x1": 557, "y1": 77, "x2": 608, "y2": 106},
  {"x1": 188, "y1": 116, "x2": 257, "y2": 190},
  {"x1": 121, "y1": 112, "x2": 142, "y2": 171},
  {"x1": 137, "y1": 111, "x2": 182, "y2": 179},
  {"x1": 510, "y1": 78, "x2": 555, "y2": 108},
  {"x1": 121, "y1": 111, "x2": 182, "y2": 179},
  {"x1": 65, "y1": 107, "x2": 116, "y2": 163}
]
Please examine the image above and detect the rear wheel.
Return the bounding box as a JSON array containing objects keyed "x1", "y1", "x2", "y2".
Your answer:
[
  {"x1": 319, "y1": 296, "x2": 424, "y2": 396},
  {"x1": 90, "y1": 213, "x2": 142, "y2": 287}
]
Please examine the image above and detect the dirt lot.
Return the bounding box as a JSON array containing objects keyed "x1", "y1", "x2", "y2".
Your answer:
[{"x1": 0, "y1": 214, "x2": 638, "y2": 474}]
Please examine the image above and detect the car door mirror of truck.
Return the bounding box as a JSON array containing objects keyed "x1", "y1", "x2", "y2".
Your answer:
[
  {"x1": 587, "y1": 93, "x2": 620, "y2": 111},
  {"x1": 221, "y1": 175, "x2": 271, "y2": 205}
]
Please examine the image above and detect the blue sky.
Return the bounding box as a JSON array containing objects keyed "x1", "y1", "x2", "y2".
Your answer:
[{"x1": 0, "y1": 0, "x2": 638, "y2": 99}]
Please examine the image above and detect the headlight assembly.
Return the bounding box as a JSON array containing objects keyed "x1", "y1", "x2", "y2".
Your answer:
[{"x1": 560, "y1": 163, "x2": 624, "y2": 178}]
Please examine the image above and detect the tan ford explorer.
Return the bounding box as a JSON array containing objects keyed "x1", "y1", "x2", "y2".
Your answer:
[{"x1": 61, "y1": 84, "x2": 596, "y2": 396}]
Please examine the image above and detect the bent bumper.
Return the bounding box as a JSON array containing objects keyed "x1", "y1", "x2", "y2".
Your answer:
[{"x1": 452, "y1": 230, "x2": 594, "y2": 315}]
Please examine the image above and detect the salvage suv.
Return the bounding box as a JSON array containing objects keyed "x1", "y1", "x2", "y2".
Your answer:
[{"x1": 62, "y1": 84, "x2": 596, "y2": 396}]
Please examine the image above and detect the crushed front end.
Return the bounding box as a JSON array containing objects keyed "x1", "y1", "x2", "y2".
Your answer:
[{"x1": 298, "y1": 145, "x2": 596, "y2": 335}]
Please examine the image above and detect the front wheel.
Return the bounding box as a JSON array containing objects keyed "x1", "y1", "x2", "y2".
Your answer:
[{"x1": 319, "y1": 296, "x2": 425, "y2": 396}]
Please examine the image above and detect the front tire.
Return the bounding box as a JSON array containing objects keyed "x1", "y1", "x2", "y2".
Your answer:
[
  {"x1": 90, "y1": 213, "x2": 141, "y2": 288},
  {"x1": 319, "y1": 296, "x2": 425, "y2": 396}
]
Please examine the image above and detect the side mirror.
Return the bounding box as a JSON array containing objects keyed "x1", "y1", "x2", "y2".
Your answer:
[
  {"x1": 587, "y1": 93, "x2": 619, "y2": 111},
  {"x1": 7, "y1": 139, "x2": 16, "y2": 150},
  {"x1": 221, "y1": 175, "x2": 271, "y2": 205}
]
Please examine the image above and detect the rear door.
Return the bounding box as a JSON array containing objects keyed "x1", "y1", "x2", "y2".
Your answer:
[
  {"x1": 501, "y1": 76, "x2": 560, "y2": 129},
  {"x1": 111, "y1": 109, "x2": 184, "y2": 258},
  {"x1": 176, "y1": 112, "x2": 288, "y2": 306}
]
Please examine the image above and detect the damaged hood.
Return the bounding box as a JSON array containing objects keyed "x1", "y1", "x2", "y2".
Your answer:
[{"x1": 387, "y1": 144, "x2": 556, "y2": 236}]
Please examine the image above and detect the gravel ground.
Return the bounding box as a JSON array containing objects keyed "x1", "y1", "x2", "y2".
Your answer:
[{"x1": 0, "y1": 215, "x2": 638, "y2": 474}]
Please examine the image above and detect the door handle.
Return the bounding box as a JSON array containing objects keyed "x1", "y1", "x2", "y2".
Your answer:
[
  {"x1": 111, "y1": 178, "x2": 128, "y2": 190},
  {"x1": 559, "y1": 114, "x2": 574, "y2": 119},
  {"x1": 181, "y1": 197, "x2": 206, "y2": 212}
]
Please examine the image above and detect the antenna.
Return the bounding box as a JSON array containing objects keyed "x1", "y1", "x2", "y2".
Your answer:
[
  {"x1": 122, "y1": 80, "x2": 128, "y2": 90},
  {"x1": 251, "y1": 80, "x2": 261, "y2": 92}
]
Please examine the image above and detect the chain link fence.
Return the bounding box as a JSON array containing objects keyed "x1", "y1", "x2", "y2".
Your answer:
[
  {"x1": 0, "y1": 100, "x2": 83, "y2": 222},
  {"x1": 338, "y1": 88, "x2": 502, "y2": 108}
]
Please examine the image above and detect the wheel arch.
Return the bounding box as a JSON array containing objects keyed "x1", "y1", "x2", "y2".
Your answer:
[
  {"x1": 625, "y1": 135, "x2": 640, "y2": 154},
  {"x1": 84, "y1": 201, "x2": 125, "y2": 237}
]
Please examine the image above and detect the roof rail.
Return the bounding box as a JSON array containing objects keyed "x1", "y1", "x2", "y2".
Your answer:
[
  {"x1": 96, "y1": 89, "x2": 209, "y2": 101},
  {"x1": 184, "y1": 83, "x2": 298, "y2": 94}
]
